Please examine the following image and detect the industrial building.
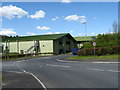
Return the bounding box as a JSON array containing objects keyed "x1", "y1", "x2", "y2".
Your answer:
[{"x1": 2, "y1": 33, "x2": 78, "y2": 55}]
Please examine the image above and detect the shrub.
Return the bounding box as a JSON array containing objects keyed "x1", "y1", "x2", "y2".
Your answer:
[
  {"x1": 82, "y1": 33, "x2": 120, "y2": 49},
  {"x1": 107, "y1": 47, "x2": 113, "y2": 54},
  {"x1": 77, "y1": 46, "x2": 120, "y2": 56}
]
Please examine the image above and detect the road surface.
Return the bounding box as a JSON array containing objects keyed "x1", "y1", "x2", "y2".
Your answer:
[{"x1": 2, "y1": 55, "x2": 119, "y2": 89}]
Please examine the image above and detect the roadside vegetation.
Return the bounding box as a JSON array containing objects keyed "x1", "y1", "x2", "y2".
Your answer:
[
  {"x1": 2, "y1": 53, "x2": 53, "y2": 61},
  {"x1": 67, "y1": 54, "x2": 119, "y2": 60},
  {"x1": 77, "y1": 21, "x2": 120, "y2": 57},
  {"x1": 82, "y1": 33, "x2": 119, "y2": 49},
  {"x1": 68, "y1": 21, "x2": 120, "y2": 60}
]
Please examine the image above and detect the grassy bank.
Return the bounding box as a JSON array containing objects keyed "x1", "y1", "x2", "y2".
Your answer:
[
  {"x1": 2, "y1": 54, "x2": 53, "y2": 61},
  {"x1": 67, "y1": 54, "x2": 119, "y2": 60}
]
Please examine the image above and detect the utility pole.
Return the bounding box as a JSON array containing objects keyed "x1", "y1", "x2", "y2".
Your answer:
[
  {"x1": 85, "y1": 22, "x2": 87, "y2": 43},
  {"x1": 83, "y1": 22, "x2": 87, "y2": 43}
]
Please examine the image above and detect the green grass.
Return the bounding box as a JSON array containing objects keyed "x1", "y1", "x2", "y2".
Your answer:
[
  {"x1": 67, "y1": 54, "x2": 119, "y2": 60},
  {"x1": 2, "y1": 54, "x2": 53, "y2": 61}
]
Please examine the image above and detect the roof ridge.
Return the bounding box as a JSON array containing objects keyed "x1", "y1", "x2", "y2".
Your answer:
[{"x1": 22, "y1": 33, "x2": 69, "y2": 37}]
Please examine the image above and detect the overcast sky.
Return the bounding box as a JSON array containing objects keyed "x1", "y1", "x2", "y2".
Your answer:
[{"x1": 0, "y1": 1, "x2": 118, "y2": 37}]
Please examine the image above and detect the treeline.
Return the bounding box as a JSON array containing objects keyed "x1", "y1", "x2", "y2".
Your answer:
[
  {"x1": 77, "y1": 21, "x2": 120, "y2": 56},
  {"x1": 0, "y1": 35, "x2": 20, "y2": 38},
  {"x1": 83, "y1": 21, "x2": 120, "y2": 48},
  {"x1": 83, "y1": 33, "x2": 120, "y2": 48}
]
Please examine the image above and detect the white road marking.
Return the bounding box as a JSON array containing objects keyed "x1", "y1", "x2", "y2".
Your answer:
[
  {"x1": 57, "y1": 59, "x2": 78, "y2": 63},
  {"x1": 16, "y1": 64, "x2": 47, "y2": 90},
  {"x1": 107, "y1": 70, "x2": 120, "y2": 72},
  {"x1": 4, "y1": 71, "x2": 23, "y2": 74},
  {"x1": 86, "y1": 68, "x2": 105, "y2": 71},
  {"x1": 86, "y1": 68, "x2": 120, "y2": 72},
  {"x1": 57, "y1": 59, "x2": 119, "y2": 63},
  {"x1": 46, "y1": 64, "x2": 71, "y2": 68},
  {"x1": 92, "y1": 62, "x2": 119, "y2": 63},
  {"x1": 17, "y1": 61, "x2": 21, "y2": 62},
  {"x1": 39, "y1": 66, "x2": 42, "y2": 68},
  {"x1": 16, "y1": 60, "x2": 28, "y2": 63}
]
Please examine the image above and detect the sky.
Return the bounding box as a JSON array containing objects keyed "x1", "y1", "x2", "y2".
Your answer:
[{"x1": 0, "y1": 1, "x2": 118, "y2": 37}]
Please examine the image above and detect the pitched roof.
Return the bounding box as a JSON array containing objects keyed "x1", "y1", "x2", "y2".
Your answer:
[
  {"x1": 2, "y1": 33, "x2": 71, "y2": 42},
  {"x1": 74, "y1": 36, "x2": 96, "y2": 42}
]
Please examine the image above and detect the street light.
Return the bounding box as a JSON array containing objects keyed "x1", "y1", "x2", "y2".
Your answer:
[{"x1": 83, "y1": 21, "x2": 87, "y2": 43}]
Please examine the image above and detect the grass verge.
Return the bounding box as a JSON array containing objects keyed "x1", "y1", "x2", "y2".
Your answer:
[
  {"x1": 67, "y1": 54, "x2": 119, "y2": 60},
  {"x1": 2, "y1": 54, "x2": 53, "y2": 61}
]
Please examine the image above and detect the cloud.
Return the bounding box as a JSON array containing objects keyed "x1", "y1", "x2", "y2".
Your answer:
[
  {"x1": 78, "y1": 33, "x2": 83, "y2": 35},
  {"x1": 80, "y1": 18, "x2": 86, "y2": 24},
  {"x1": 45, "y1": 32, "x2": 61, "y2": 35},
  {"x1": 78, "y1": 32, "x2": 89, "y2": 36},
  {"x1": 70, "y1": 30, "x2": 73, "y2": 33},
  {"x1": 29, "y1": 10, "x2": 45, "y2": 19},
  {"x1": 108, "y1": 32, "x2": 116, "y2": 34},
  {"x1": 0, "y1": 29, "x2": 17, "y2": 35},
  {"x1": 52, "y1": 16, "x2": 59, "y2": 21},
  {"x1": 91, "y1": 32, "x2": 95, "y2": 35},
  {"x1": 0, "y1": 5, "x2": 28, "y2": 19},
  {"x1": 55, "y1": 32, "x2": 61, "y2": 34},
  {"x1": 65, "y1": 15, "x2": 86, "y2": 24},
  {"x1": 100, "y1": 32, "x2": 106, "y2": 34},
  {"x1": 65, "y1": 15, "x2": 80, "y2": 21},
  {"x1": 37, "y1": 26, "x2": 51, "y2": 30},
  {"x1": 26, "y1": 32, "x2": 36, "y2": 35},
  {"x1": 61, "y1": 0, "x2": 71, "y2": 3},
  {"x1": 79, "y1": 16, "x2": 86, "y2": 24},
  {"x1": 45, "y1": 32, "x2": 53, "y2": 34}
]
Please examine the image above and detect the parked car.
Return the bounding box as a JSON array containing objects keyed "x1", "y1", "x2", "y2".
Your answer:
[{"x1": 72, "y1": 48, "x2": 81, "y2": 55}]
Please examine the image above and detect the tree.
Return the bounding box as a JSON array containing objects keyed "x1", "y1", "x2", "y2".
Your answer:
[{"x1": 112, "y1": 21, "x2": 118, "y2": 33}]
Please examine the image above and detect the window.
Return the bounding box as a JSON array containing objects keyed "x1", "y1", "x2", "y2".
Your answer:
[
  {"x1": 66, "y1": 41, "x2": 70, "y2": 45},
  {"x1": 59, "y1": 41, "x2": 63, "y2": 45}
]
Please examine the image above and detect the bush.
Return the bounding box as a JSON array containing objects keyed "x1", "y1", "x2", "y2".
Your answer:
[
  {"x1": 82, "y1": 33, "x2": 120, "y2": 49},
  {"x1": 77, "y1": 46, "x2": 120, "y2": 56}
]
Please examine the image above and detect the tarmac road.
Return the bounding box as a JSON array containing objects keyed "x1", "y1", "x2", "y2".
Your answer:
[{"x1": 2, "y1": 55, "x2": 119, "y2": 89}]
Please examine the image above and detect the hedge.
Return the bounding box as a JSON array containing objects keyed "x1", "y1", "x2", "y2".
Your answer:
[{"x1": 77, "y1": 46, "x2": 120, "y2": 56}]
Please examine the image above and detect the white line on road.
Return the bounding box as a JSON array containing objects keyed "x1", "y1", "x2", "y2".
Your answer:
[
  {"x1": 39, "y1": 66, "x2": 42, "y2": 68},
  {"x1": 46, "y1": 64, "x2": 71, "y2": 68},
  {"x1": 107, "y1": 70, "x2": 120, "y2": 72},
  {"x1": 4, "y1": 71, "x2": 24, "y2": 74},
  {"x1": 86, "y1": 68, "x2": 120, "y2": 72},
  {"x1": 16, "y1": 64, "x2": 47, "y2": 90},
  {"x1": 86, "y1": 68, "x2": 105, "y2": 71},
  {"x1": 57, "y1": 59, "x2": 78, "y2": 63},
  {"x1": 92, "y1": 62, "x2": 119, "y2": 63},
  {"x1": 57, "y1": 59, "x2": 119, "y2": 63},
  {"x1": 16, "y1": 60, "x2": 29, "y2": 63}
]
